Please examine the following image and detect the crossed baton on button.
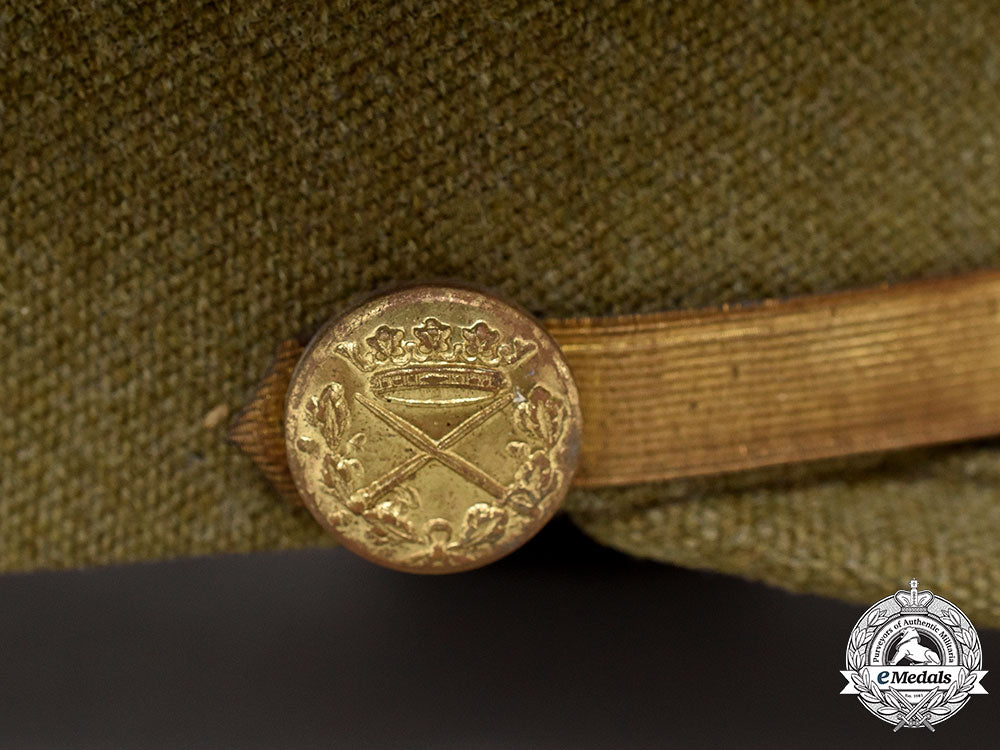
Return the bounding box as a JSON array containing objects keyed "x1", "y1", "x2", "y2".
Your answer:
[{"x1": 348, "y1": 391, "x2": 514, "y2": 509}]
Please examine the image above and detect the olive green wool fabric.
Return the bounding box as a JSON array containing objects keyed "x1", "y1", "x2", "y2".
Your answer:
[{"x1": 4, "y1": 2, "x2": 1000, "y2": 622}]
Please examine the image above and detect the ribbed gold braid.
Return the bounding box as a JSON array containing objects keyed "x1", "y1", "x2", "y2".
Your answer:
[{"x1": 549, "y1": 270, "x2": 1000, "y2": 486}]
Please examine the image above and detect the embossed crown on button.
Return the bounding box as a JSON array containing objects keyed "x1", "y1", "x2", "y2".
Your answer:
[{"x1": 284, "y1": 285, "x2": 583, "y2": 573}]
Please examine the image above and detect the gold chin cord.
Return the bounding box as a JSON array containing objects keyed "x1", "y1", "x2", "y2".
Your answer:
[{"x1": 232, "y1": 269, "x2": 1000, "y2": 503}]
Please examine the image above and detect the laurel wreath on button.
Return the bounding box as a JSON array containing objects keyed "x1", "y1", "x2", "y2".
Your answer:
[
  {"x1": 298, "y1": 375, "x2": 566, "y2": 567},
  {"x1": 847, "y1": 605, "x2": 980, "y2": 721}
]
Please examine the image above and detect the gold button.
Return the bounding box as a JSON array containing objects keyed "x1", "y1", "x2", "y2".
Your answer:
[{"x1": 285, "y1": 285, "x2": 582, "y2": 573}]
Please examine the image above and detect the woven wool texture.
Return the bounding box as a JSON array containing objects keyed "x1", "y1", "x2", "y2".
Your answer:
[{"x1": 4, "y1": 1, "x2": 1000, "y2": 621}]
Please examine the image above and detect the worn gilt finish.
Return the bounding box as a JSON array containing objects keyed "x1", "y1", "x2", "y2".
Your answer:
[{"x1": 284, "y1": 286, "x2": 582, "y2": 573}]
